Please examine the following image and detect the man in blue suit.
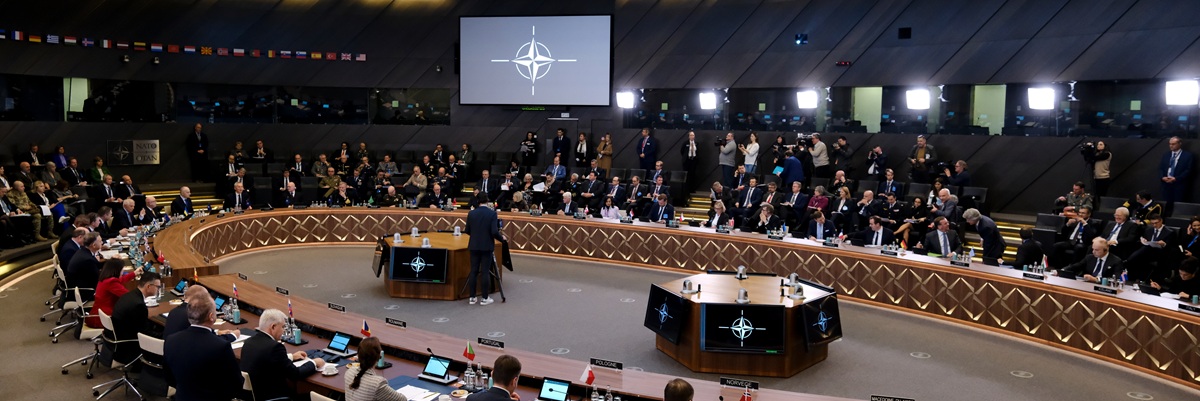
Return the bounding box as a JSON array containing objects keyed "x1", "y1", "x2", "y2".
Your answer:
[
  {"x1": 551, "y1": 128, "x2": 571, "y2": 163},
  {"x1": 964, "y1": 208, "x2": 1006, "y2": 265},
  {"x1": 643, "y1": 194, "x2": 675, "y2": 223},
  {"x1": 465, "y1": 194, "x2": 501, "y2": 305},
  {"x1": 164, "y1": 294, "x2": 244, "y2": 401},
  {"x1": 1159, "y1": 136, "x2": 1194, "y2": 216},
  {"x1": 637, "y1": 128, "x2": 658, "y2": 172},
  {"x1": 466, "y1": 355, "x2": 521, "y2": 401},
  {"x1": 543, "y1": 156, "x2": 568, "y2": 181},
  {"x1": 778, "y1": 150, "x2": 805, "y2": 187},
  {"x1": 806, "y1": 211, "x2": 838, "y2": 240}
]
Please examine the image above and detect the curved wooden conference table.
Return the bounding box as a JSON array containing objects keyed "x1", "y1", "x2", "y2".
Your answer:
[{"x1": 155, "y1": 207, "x2": 1200, "y2": 396}]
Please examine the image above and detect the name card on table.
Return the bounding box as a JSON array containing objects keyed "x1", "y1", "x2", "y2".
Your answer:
[
  {"x1": 573, "y1": 212, "x2": 587, "y2": 220},
  {"x1": 716, "y1": 226, "x2": 731, "y2": 234},
  {"x1": 327, "y1": 302, "x2": 346, "y2": 313},
  {"x1": 237, "y1": 273, "x2": 248, "y2": 281},
  {"x1": 1022, "y1": 272, "x2": 1045, "y2": 281},
  {"x1": 719, "y1": 377, "x2": 759, "y2": 390},
  {"x1": 619, "y1": 217, "x2": 634, "y2": 224},
  {"x1": 1093, "y1": 286, "x2": 1118, "y2": 296},
  {"x1": 881, "y1": 249, "x2": 900, "y2": 256},
  {"x1": 276, "y1": 286, "x2": 290, "y2": 296},
  {"x1": 869, "y1": 396, "x2": 915, "y2": 401},
  {"x1": 478, "y1": 338, "x2": 504, "y2": 349},
  {"x1": 385, "y1": 318, "x2": 407, "y2": 328},
  {"x1": 589, "y1": 357, "x2": 623, "y2": 371},
  {"x1": 665, "y1": 219, "x2": 680, "y2": 228},
  {"x1": 950, "y1": 260, "x2": 970, "y2": 268},
  {"x1": 1179, "y1": 303, "x2": 1200, "y2": 314},
  {"x1": 821, "y1": 241, "x2": 839, "y2": 248}
]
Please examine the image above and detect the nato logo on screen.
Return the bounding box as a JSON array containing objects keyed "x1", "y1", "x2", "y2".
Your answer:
[{"x1": 460, "y1": 15, "x2": 612, "y2": 106}]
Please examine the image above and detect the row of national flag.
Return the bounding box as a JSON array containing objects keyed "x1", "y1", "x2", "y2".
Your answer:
[{"x1": 0, "y1": 29, "x2": 366, "y2": 62}]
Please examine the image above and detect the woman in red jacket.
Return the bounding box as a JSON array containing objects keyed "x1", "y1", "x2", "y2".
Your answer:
[{"x1": 86, "y1": 260, "x2": 142, "y2": 328}]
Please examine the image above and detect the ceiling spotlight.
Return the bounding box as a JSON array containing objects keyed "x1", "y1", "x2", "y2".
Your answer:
[
  {"x1": 699, "y1": 92, "x2": 718, "y2": 110},
  {"x1": 616, "y1": 91, "x2": 636, "y2": 109},
  {"x1": 795, "y1": 34, "x2": 809, "y2": 45}
]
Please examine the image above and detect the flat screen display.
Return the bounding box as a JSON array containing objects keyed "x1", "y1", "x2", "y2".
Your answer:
[
  {"x1": 643, "y1": 284, "x2": 689, "y2": 344},
  {"x1": 800, "y1": 293, "x2": 843, "y2": 348},
  {"x1": 700, "y1": 303, "x2": 785, "y2": 354},
  {"x1": 537, "y1": 377, "x2": 571, "y2": 401},
  {"x1": 460, "y1": 15, "x2": 612, "y2": 106},
  {"x1": 422, "y1": 355, "x2": 451, "y2": 378},
  {"x1": 389, "y1": 247, "x2": 449, "y2": 283}
]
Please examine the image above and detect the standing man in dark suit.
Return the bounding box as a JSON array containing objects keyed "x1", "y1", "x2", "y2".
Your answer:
[
  {"x1": 964, "y1": 208, "x2": 1006, "y2": 265},
  {"x1": 241, "y1": 309, "x2": 325, "y2": 401},
  {"x1": 637, "y1": 128, "x2": 659, "y2": 172},
  {"x1": 551, "y1": 128, "x2": 571, "y2": 164},
  {"x1": 1061, "y1": 238, "x2": 1123, "y2": 283},
  {"x1": 164, "y1": 294, "x2": 244, "y2": 401},
  {"x1": 466, "y1": 355, "x2": 521, "y2": 401},
  {"x1": 171, "y1": 186, "x2": 195, "y2": 216},
  {"x1": 918, "y1": 216, "x2": 962, "y2": 257},
  {"x1": 111, "y1": 272, "x2": 161, "y2": 364},
  {"x1": 680, "y1": 130, "x2": 699, "y2": 193},
  {"x1": 778, "y1": 151, "x2": 805, "y2": 189},
  {"x1": 1125, "y1": 214, "x2": 1178, "y2": 282},
  {"x1": 1160, "y1": 136, "x2": 1194, "y2": 216},
  {"x1": 185, "y1": 123, "x2": 209, "y2": 183},
  {"x1": 1013, "y1": 228, "x2": 1045, "y2": 268},
  {"x1": 465, "y1": 194, "x2": 501, "y2": 306},
  {"x1": 866, "y1": 145, "x2": 887, "y2": 181}
]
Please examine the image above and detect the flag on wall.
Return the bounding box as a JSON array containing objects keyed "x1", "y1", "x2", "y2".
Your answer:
[
  {"x1": 116, "y1": 41, "x2": 129, "y2": 49},
  {"x1": 82, "y1": 38, "x2": 94, "y2": 47},
  {"x1": 233, "y1": 48, "x2": 244, "y2": 57},
  {"x1": 133, "y1": 41, "x2": 146, "y2": 51},
  {"x1": 101, "y1": 39, "x2": 112, "y2": 49},
  {"x1": 340, "y1": 53, "x2": 351, "y2": 61},
  {"x1": 312, "y1": 51, "x2": 323, "y2": 60},
  {"x1": 28, "y1": 35, "x2": 42, "y2": 43},
  {"x1": 47, "y1": 34, "x2": 59, "y2": 44},
  {"x1": 150, "y1": 43, "x2": 163, "y2": 52},
  {"x1": 167, "y1": 44, "x2": 180, "y2": 53},
  {"x1": 216, "y1": 48, "x2": 229, "y2": 56},
  {"x1": 0, "y1": 30, "x2": 7, "y2": 40},
  {"x1": 280, "y1": 50, "x2": 292, "y2": 59},
  {"x1": 250, "y1": 49, "x2": 260, "y2": 58},
  {"x1": 267, "y1": 50, "x2": 275, "y2": 58},
  {"x1": 355, "y1": 53, "x2": 367, "y2": 62},
  {"x1": 183, "y1": 45, "x2": 196, "y2": 54},
  {"x1": 12, "y1": 31, "x2": 23, "y2": 41},
  {"x1": 295, "y1": 51, "x2": 307, "y2": 59},
  {"x1": 325, "y1": 52, "x2": 336, "y2": 61},
  {"x1": 64, "y1": 36, "x2": 77, "y2": 45},
  {"x1": 200, "y1": 46, "x2": 213, "y2": 55}
]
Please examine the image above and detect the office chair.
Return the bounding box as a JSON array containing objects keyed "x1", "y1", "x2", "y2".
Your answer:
[
  {"x1": 41, "y1": 259, "x2": 67, "y2": 322},
  {"x1": 60, "y1": 287, "x2": 103, "y2": 377},
  {"x1": 241, "y1": 371, "x2": 257, "y2": 401},
  {"x1": 45, "y1": 242, "x2": 63, "y2": 307},
  {"x1": 48, "y1": 266, "x2": 92, "y2": 343},
  {"x1": 137, "y1": 333, "x2": 176, "y2": 399},
  {"x1": 310, "y1": 391, "x2": 336, "y2": 401},
  {"x1": 91, "y1": 310, "x2": 143, "y2": 400}
]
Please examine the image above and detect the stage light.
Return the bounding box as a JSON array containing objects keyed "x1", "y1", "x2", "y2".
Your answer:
[
  {"x1": 794, "y1": 34, "x2": 808, "y2": 45},
  {"x1": 699, "y1": 92, "x2": 718, "y2": 110},
  {"x1": 906, "y1": 89, "x2": 930, "y2": 110},
  {"x1": 796, "y1": 90, "x2": 818, "y2": 109},
  {"x1": 1165, "y1": 80, "x2": 1199, "y2": 106},
  {"x1": 616, "y1": 91, "x2": 636, "y2": 109},
  {"x1": 1028, "y1": 87, "x2": 1056, "y2": 110}
]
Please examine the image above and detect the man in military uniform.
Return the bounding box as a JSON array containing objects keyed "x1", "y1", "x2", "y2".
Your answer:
[
  {"x1": 377, "y1": 186, "x2": 403, "y2": 207},
  {"x1": 6, "y1": 181, "x2": 48, "y2": 241},
  {"x1": 319, "y1": 167, "x2": 342, "y2": 198}
]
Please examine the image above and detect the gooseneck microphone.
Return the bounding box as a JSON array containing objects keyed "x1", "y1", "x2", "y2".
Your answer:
[{"x1": 427, "y1": 348, "x2": 451, "y2": 369}]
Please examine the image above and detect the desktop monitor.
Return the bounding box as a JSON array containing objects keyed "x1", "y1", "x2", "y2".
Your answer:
[
  {"x1": 1096, "y1": 111, "x2": 1105, "y2": 117},
  {"x1": 763, "y1": 114, "x2": 772, "y2": 120},
  {"x1": 700, "y1": 303, "x2": 786, "y2": 354},
  {"x1": 799, "y1": 293, "x2": 843, "y2": 349},
  {"x1": 537, "y1": 377, "x2": 572, "y2": 401},
  {"x1": 1133, "y1": 114, "x2": 1143, "y2": 120},
  {"x1": 389, "y1": 247, "x2": 449, "y2": 283},
  {"x1": 1179, "y1": 116, "x2": 1189, "y2": 122},
  {"x1": 881, "y1": 114, "x2": 890, "y2": 120},
  {"x1": 643, "y1": 284, "x2": 689, "y2": 344},
  {"x1": 422, "y1": 354, "x2": 452, "y2": 379}
]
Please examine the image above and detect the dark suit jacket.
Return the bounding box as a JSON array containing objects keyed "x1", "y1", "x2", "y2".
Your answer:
[
  {"x1": 1064, "y1": 254, "x2": 1124, "y2": 279},
  {"x1": 1101, "y1": 220, "x2": 1140, "y2": 258},
  {"x1": 57, "y1": 239, "x2": 81, "y2": 271},
  {"x1": 170, "y1": 197, "x2": 194, "y2": 216},
  {"x1": 586, "y1": 167, "x2": 606, "y2": 181},
  {"x1": 65, "y1": 248, "x2": 100, "y2": 299},
  {"x1": 605, "y1": 184, "x2": 627, "y2": 205},
  {"x1": 282, "y1": 191, "x2": 301, "y2": 207},
  {"x1": 644, "y1": 203, "x2": 675, "y2": 222},
  {"x1": 1059, "y1": 220, "x2": 1099, "y2": 246},
  {"x1": 853, "y1": 227, "x2": 897, "y2": 246},
  {"x1": 465, "y1": 205, "x2": 500, "y2": 251},
  {"x1": 477, "y1": 178, "x2": 500, "y2": 199},
  {"x1": 115, "y1": 183, "x2": 141, "y2": 200},
  {"x1": 646, "y1": 184, "x2": 671, "y2": 200},
  {"x1": 61, "y1": 166, "x2": 85, "y2": 186},
  {"x1": 647, "y1": 169, "x2": 669, "y2": 183},
  {"x1": 877, "y1": 180, "x2": 903, "y2": 196},
  {"x1": 164, "y1": 302, "x2": 235, "y2": 342},
  {"x1": 224, "y1": 191, "x2": 252, "y2": 210},
  {"x1": 551, "y1": 135, "x2": 571, "y2": 160},
  {"x1": 111, "y1": 290, "x2": 150, "y2": 363},
  {"x1": 112, "y1": 208, "x2": 140, "y2": 231},
  {"x1": 1159, "y1": 150, "x2": 1195, "y2": 181},
  {"x1": 807, "y1": 220, "x2": 838, "y2": 239},
  {"x1": 975, "y1": 216, "x2": 1007, "y2": 259},
  {"x1": 96, "y1": 219, "x2": 119, "y2": 239},
  {"x1": 637, "y1": 136, "x2": 658, "y2": 161},
  {"x1": 734, "y1": 186, "x2": 763, "y2": 209},
  {"x1": 760, "y1": 191, "x2": 784, "y2": 210},
  {"x1": 922, "y1": 230, "x2": 963, "y2": 255},
  {"x1": 90, "y1": 183, "x2": 118, "y2": 201},
  {"x1": 1013, "y1": 239, "x2": 1045, "y2": 268},
  {"x1": 743, "y1": 214, "x2": 783, "y2": 233},
  {"x1": 466, "y1": 386, "x2": 515, "y2": 401},
  {"x1": 422, "y1": 192, "x2": 449, "y2": 208},
  {"x1": 165, "y1": 326, "x2": 244, "y2": 401},
  {"x1": 185, "y1": 131, "x2": 209, "y2": 155},
  {"x1": 780, "y1": 156, "x2": 805, "y2": 187},
  {"x1": 559, "y1": 201, "x2": 578, "y2": 215},
  {"x1": 288, "y1": 161, "x2": 308, "y2": 176},
  {"x1": 241, "y1": 330, "x2": 316, "y2": 401},
  {"x1": 704, "y1": 211, "x2": 731, "y2": 228}
]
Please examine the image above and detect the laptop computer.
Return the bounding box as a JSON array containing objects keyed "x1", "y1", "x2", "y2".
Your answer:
[
  {"x1": 416, "y1": 354, "x2": 458, "y2": 384},
  {"x1": 537, "y1": 377, "x2": 571, "y2": 401},
  {"x1": 1056, "y1": 269, "x2": 1079, "y2": 280},
  {"x1": 1138, "y1": 283, "x2": 1162, "y2": 296},
  {"x1": 169, "y1": 279, "x2": 188, "y2": 297}
]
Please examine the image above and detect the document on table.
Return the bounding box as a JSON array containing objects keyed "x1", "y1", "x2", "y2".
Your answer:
[
  {"x1": 293, "y1": 358, "x2": 314, "y2": 367},
  {"x1": 396, "y1": 385, "x2": 439, "y2": 401}
]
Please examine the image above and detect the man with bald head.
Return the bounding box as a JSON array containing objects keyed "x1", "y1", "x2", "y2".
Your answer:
[
  {"x1": 164, "y1": 292, "x2": 244, "y2": 401},
  {"x1": 112, "y1": 198, "x2": 143, "y2": 231},
  {"x1": 170, "y1": 186, "x2": 195, "y2": 216},
  {"x1": 163, "y1": 285, "x2": 237, "y2": 340},
  {"x1": 141, "y1": 195, "x2": 163, "y2": 224},
  {"x1": 115, "y1": 175, "x2": 141, "y2": 200}
]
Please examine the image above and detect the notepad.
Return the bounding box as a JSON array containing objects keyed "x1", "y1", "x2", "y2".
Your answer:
[{"x1": 397, "y1": 385, "x2": 438, "y2": 401}]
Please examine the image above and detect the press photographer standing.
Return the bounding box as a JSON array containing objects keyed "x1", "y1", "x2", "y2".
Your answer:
[{"x1": 1081, "y1": 140, "x2": 1112, "y2": 197}]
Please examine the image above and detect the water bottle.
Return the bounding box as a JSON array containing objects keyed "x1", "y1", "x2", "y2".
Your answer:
[
  {"x1": 464, "y1": 367, "x2": 475, "y2": 389},
  {"x1": 376, "y1": 349, "x2": 386, "y2": 368},
  {"x1": 483, "y1": 369, "x2": 491, "y2": 388},
  {"x1": 231, "y1": 299, "x2": 241, "y2": 323},
  {"x1": 291, "y1": 318, "x2": 303, "y2": 344},
  {"x1": 208, "y1": 113, "x2": 215, "y2": 123},
  {"x1": 969, "y1": 248, "x2": 975, "y2": 260},
  {"x1": 606, "y1": 385, "x2": 613, "y2": 401},
  {"x1": 590, "y1": 386, "x2": 599, "y2": 401},
  {"x1": 156, "y1": 284, "x2": 163, "y2": 302}
]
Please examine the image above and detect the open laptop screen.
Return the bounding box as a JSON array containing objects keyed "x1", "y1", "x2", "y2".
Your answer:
[
  {"x1": 327, "y1": 332, "x2": 352, "y2": 353},
  {"x1": 422, "y1": 355, "x2": 452, "y2": 378}
]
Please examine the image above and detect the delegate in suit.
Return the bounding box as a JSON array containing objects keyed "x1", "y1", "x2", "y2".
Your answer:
[
  {"x1": 465, "y1": 195, "x2": 501, "y2": 305},
  {"x1": 164, "y1": 294, "x2": 244, "y2": 401}
]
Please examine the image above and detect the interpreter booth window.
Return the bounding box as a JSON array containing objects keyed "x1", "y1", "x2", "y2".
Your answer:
[
  {"x1": 173, "y1": 83, "x2": 276, "y2": 124},
  {"x1": 369, "y1": 88, "x2": 453, "y2": 126},
  {"x1": 276, "y1": 86, "x2": 368, "y2": 125}
]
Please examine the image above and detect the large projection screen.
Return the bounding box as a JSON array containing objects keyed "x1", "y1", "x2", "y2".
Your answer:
[{"x1": 460, "y1": 15, "x2": 612, "y2": 106}]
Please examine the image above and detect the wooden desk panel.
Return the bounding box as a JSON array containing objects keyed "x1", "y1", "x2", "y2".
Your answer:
[{"x1": 153, "y1": 208, "x2": 1200, "y2": 390}]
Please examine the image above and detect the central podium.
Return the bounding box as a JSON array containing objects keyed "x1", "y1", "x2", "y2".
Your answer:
[
  {"x1": 377, "y1": 232, "x2": 501, "y2": 300},
  {"x1": 646, "y1": 274, "x2": 843, "y2": 378}
]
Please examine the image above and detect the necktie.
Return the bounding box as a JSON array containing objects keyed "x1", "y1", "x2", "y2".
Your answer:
[
  {"x1": 642, "y1": 138, "x2": 648, "y2": 151},
  {"x1": 611, "y1": 187, "x2": 618, "y2": 196},
  {"x1": 483, "y1": 179, "x2": 488, "y2": 193},
  {"x1": 70, "y1": 168, "x2": 77, "y2": 178},
  {"x1": 817, "y1": 223, "x2": 824, "y2": 240},
  {"x1": 766, "y1": 193, "x2": 773, "y2": 204},
  {"x1": 587, "y1": 181, "x2": 594, "y2": 192},
  {"x1": 1094, "y1": 258, "x2": 1104, "y2": 277},
  {"x1": 297, "y1": 163, "x2": 302, "y2": 171},
  {"x1": 791, "y1": 193, "x2": 798, "y2": 205},
  {"x1": 689, "y1": 142, "x2": 696, "y2": 158},
  {"x1": 236, "y1": 194, "x2": 241, "y2": 206},
  {"x1": 658, "y1": 206, "x2": 665, "y2": 219},
  {"x1": 1153, "y1": 228, "x2": 1160, "y2": 241},
  {"x1": 1071, "y1": 223, "x2": 1083, "y2": 241},
  {"x1": 941, "y1": 232, "x2": 950, "y2": 255},
  {"x1": 873, "y1": 231, "x2": 881, "y2": 246},
  {"x1": 1110, "y1": 224, "x2": 1121, "y2": 240},
  {"x1": 127, "y1": 185, "x2": 134, "y2": 195},
  {"x1": 105, "y1": 186, "x2": 112, "y2": 198},
  {"x1": 653, "y1": 186, "x2": 660, "y2": 196},
  {"x1": 184, "y1": 198, "x2": 189, "y2": 210},
  {"x1": 1171, "y1": 151, "x2": 1180, "y2": 174},
  {"x1": 745, "y1": 188, "x2": 753, "y2": 205}
]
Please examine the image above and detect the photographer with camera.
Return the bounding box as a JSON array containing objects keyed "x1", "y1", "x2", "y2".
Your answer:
[{"x1": 1080, "y1": 140, "x2": 1112, "y2": 197}]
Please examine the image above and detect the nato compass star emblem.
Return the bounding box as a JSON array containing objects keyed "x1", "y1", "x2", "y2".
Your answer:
[
  {"x1": 655, "y1": 301, "x2": 673, "y2": 328},
  {"x1": 718, "y1": 309, "x2": 766, "y2": 347},
  {"x1": 491, "y1": 26, "x2": 577, "y2": 96},
  {"x1": 402, "y1": 252, "x2": 435, "y2": 277},
  {"x1": 112, "y1": 144, "x2": 132, "y2": 163},
  {"x1": 813, "y1": 311, "x2": 834, "y2": 333}
]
